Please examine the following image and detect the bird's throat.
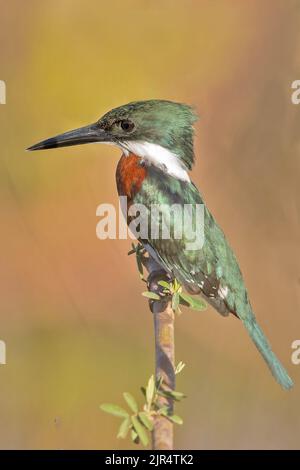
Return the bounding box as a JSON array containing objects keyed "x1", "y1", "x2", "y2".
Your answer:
[{"x1": 116, "y1": 152, "x2": 147, "y2": 202}]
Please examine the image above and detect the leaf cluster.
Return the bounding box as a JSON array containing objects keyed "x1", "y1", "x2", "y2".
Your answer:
[{"x1": 100, "y1": 363, "x2": 186, "y2": 447}]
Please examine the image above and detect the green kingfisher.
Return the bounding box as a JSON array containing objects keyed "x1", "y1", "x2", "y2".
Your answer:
[{"x1": 28, "y1": 99, "x2": 293, "y2": 390}]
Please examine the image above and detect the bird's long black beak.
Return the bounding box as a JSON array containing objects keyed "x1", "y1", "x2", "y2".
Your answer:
[{"x1": 27, "y1": 123, "x2": 111, "y2": 151}]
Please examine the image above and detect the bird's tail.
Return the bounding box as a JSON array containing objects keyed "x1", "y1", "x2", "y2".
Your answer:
[{"x1": 242, "y1": 318, "x2": 293, "y2": 390}]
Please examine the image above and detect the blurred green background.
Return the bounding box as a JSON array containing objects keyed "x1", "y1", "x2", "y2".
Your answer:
[{"x1": 0, "y1": 0, "x2": 300, "y2": 449}]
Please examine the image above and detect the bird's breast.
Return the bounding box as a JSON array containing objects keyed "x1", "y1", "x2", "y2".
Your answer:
[{"x1": 116, "y1": 152, "x2": 148, "y2": 203}]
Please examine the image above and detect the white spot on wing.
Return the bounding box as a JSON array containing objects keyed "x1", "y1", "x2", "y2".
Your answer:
[{"x1": 218, "y1": 285, "x2": 228, "y2": 299}]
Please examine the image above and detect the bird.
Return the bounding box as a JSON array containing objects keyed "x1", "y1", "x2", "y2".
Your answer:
[{"x1": 28, "y1": 99, "x2": 293, "y2": 390}]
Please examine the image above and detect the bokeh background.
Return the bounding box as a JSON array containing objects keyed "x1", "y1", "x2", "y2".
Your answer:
[{"x1": 0, "y1": 0, "x2": 300, "y2": 449}]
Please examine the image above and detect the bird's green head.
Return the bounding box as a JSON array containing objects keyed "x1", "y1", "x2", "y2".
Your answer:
[{"x1": 28, "y1": 99, "x2": 198, "y2": 170}]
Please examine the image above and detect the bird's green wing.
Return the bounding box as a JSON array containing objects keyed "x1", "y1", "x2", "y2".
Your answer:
[
  {"x1": 133, "y1": 168, "x2": 249, "y2": 319},
  {"x1": 133, "y1": 168, "x2": 293, "y2": 389}
]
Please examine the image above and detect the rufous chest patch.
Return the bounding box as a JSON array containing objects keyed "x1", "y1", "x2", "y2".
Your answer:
[{"x1": 116, "y1": 153, "x2": 147, "y2": 202}]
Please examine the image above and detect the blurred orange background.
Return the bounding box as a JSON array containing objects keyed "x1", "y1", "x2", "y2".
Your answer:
[{"x1": 0, "y1": 0, "x2": 299, "y2": 449}]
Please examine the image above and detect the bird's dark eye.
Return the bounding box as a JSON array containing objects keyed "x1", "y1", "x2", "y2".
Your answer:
[{"x1": 120, "y1": 120, "x2": 134, "y2": 132}]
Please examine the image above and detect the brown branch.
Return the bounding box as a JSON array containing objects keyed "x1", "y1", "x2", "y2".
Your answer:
[
  {"x1": 143, "y1": 256, "x2": 175, "y2": 450},
  {"x1": 152, "y1": 300, "x2": 175, "y2": 450}
]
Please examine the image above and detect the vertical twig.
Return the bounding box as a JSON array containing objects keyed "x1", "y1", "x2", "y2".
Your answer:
[
  {"x1": 152, "y1": 300, "x2": 175, "y2": 450},
  {"x1": 144, "y1": 256, "x2": 175, "y2": 450}
]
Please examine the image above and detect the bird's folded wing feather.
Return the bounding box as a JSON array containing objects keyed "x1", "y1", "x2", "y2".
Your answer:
[{"x1": 133, "y1": 168, "x2": 252, "y2": 319}]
